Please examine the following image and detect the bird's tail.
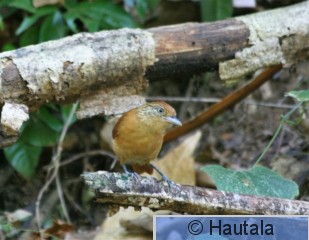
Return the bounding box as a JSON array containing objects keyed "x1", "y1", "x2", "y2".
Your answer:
[{"x1": 132, "y1": 164, "x2": 154, "y2": 175}]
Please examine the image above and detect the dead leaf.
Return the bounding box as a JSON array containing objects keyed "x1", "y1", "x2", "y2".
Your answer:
[
  {"x1": 120, "y1": 213, "x2": 152, "y2": 233},
  {"x1": 149, "y1": 131, "x2": 201, "y2": 185},
  {"x1": 30, "y1": 220, "x2": 74, "y2": 240}
]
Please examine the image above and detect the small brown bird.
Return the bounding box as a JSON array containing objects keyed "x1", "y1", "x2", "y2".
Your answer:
[{"x1": 112, "y1": 101, "x2": 182, "y2": 186}]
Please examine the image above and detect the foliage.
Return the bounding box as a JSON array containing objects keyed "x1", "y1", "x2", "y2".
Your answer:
[
  {"x1": 286, "y1": 89, "x2": 309, "y2": 102},
  {"x1": 202, "y1": 165, "x2": 299, "y2": 199},
  {"x1": 64, "y1": 0, "x2": 138, "y2": 32},
  {"x1": 4, "y1": 105, "x2": 76, "y2": 177},
  {"x1": 1, "y1": 0, "x2": 139, "y2": 47},
  {"x1": 200, "y1": 0, "x2": 233, "y2": 22}
]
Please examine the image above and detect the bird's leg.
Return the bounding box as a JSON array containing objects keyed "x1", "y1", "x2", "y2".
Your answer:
[
  {"x1": 122, "y1": 164, "x2": 140, "y2": 180},
  {"x1": 150, "y1": 163, "x2": 174, "y2": 187}
]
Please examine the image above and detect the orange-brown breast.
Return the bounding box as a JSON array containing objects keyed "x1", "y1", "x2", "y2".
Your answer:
[{"x1": 112, "y1": 108, "x2": 164, "y2": 167}]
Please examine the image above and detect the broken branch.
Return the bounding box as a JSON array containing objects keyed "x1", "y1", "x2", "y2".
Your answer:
[{"x1": 82, "y1": 171, "x2": 309, "y2": 215}]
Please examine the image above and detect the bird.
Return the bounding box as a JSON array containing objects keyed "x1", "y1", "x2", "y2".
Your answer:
[{"x1": 112, "y1": 101, "x2": 182, "y2": 186}]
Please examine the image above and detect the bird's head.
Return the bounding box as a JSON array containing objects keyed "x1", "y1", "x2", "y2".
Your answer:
[{"x1": 136, "y1": 101, "x2": 182, "y2": 132}]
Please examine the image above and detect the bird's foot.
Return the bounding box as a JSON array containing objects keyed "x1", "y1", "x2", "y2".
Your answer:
[
  {"x1": 161, "y1": 175, "x2": 174, "y2": 188},
  {"x1": 122, "y1": 165, "x2": 140, "y2": 181},
  {"x1": 128, "y1": 171, "x2": 140, "y2": 181},
  {"x1": 150, "y1": 163, "x2": 175, "y2": 188}
]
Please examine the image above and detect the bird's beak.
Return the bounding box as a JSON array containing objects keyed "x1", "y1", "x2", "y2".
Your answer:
[{"x1": 164, "y1": 116, "x2": 182, "y2": 126}]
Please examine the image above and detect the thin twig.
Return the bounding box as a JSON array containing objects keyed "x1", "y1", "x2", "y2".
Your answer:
[
  {"x1": 35, "y1": 102, "x2": 78, "y2": 239},
  {"x1": 164, "y1": 65, "x2": 283, "y2": 143},
  {"x1": 147, "y1": 97, "x2": 305, "y2": 110},
  {"x1": 56, "y1": 175, "x2": 71, "y2": 223},
  {"x1": 63, "y1": 188, "x2": 91, "y2": 220},
  {"x1": 147, "y1": 96, "x2": 222, "y2": 103},
  {"x1": 253, "y1": 101, "x2": 303, "y2": 166},
  {"x1": 253, "y1": 123, "x2": 284, "y2": 166}
]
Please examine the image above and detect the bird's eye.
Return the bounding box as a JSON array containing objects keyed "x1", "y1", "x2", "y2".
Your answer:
[{"x1": 157, "y1": 107, "x2": 164, "y2": 114}]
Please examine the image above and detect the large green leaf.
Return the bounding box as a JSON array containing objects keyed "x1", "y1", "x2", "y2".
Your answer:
[
  {"x1": 4, "y1": 141, "x2": 42, "y2": 178},
  {"x1": 36, "y1": 106, "x2": 64, "y2": 132},
  {"x1": 21, "y1": 116, "x2": 60, "y2": 147},
  {"x1": 201, "y1": 0, "x2": 233, "y2": 22},
  {"x1": 286, "y1": 89, "x2": 309, "y2": 102},
  {"x1": 201, "y1": 165, "x2": 299, "y2": 199}
]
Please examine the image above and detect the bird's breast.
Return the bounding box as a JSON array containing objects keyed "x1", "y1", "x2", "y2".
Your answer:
[{"x1": 112, "y1": 126, "x2": 164, "y2": 165}]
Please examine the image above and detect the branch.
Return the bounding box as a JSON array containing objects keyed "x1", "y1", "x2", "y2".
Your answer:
[
  {"x1": 81, "y1": 171, "x2": 309, "y2": 215},
  {"x1": 164, "y1": 65, "x2": 282, "y2": 143}
]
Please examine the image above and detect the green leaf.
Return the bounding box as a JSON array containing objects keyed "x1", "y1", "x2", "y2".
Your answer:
[
  {"x1": 0, "y1": 0, "x2": 12, "y2": 7},
  {"x1": 9, "y1": 0, "x2": 36, "y2": 13},
  {"x1": 286, "y1": 89, "x2": 309, "y2": 102},
  {"x1": 64, "y1": 0, "x2": 78, "y2": 8},
  {"x1": 16, "y1": 6, "x2": 58, "y2": 35},
  {"x1": 64, "y1": 16, "x2": 78, "y2": 33},
  {"x1": 136, "y1": 0, "x2": 148, "y2": 21},
  {"x1": 0, "y1": 15, "x2": 4, "y2": 31},
  {"x1": 4, "y1": 140, "x2": 42, "y2": 178},
  {"x1": 39, "y1": 10, "x2": 66, "y2": 42},
  {"x1": 81, "y1": 17, "x2": 100, "y2": 32},
  {"x1": 200, "y1": 0, "x2": 233, "y2": 22},
  {"x1": 2, "y1": 43, "x2": 15, "y2": 52},
  {"x1": 0, "y1": 221, "x2": 14, "y2": 233},
  {"x1": 201, "y1": 165, "x2": 299, "y2": 199},
  {"x1": 19, "y1": 24, "x2": 40, "y2": 46},
  {"x1": 21, "y1": 116, "x2": 60, "y2": 147},
  {"x1": 36, "y1": 106, "x2": 63, "y2": 132},
  {"x1": 16, "y1": 15, "x2": 41, "y2": 35}
]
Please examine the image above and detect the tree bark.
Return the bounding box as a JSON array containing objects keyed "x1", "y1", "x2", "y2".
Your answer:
[
  {"x1": 146, "y1": 19, "x2": 250, "y2": 81},
  {"x1": 0, "y1": 1, "x2": 308, "y2": 146},
  {"x1": 82, "y1": 171, "x2": 309, "y2": 215}
]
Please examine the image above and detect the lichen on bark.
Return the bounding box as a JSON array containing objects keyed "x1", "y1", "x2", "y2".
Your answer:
[{"x1": 219, "y1": 1, "x2": 309, "y2": 83}]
